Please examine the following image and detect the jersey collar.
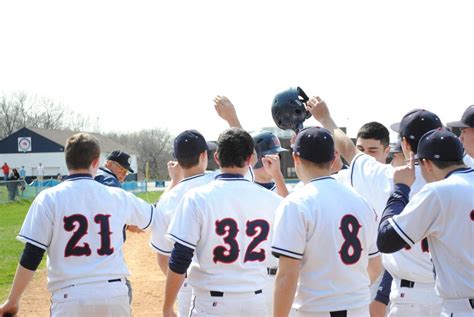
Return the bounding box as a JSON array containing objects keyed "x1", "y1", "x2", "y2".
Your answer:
[
  {"x1": 255, "y1": 181, "x2": 276, "y2": 190},
  {"x1": 215, "y1": 173, "x2": 248, "y2": 181},
  {"x1": 309, "y1": 176, "x2": 335, "y2": 183},
  {"x1": 180, "y1": 173, "x2": 205, "y2": 184},
  {"x1": 99, "y1": 167, "x2": 118, "y2": 179},
  {"x1": 64, "y1": 173, "x2": 93, "y2": 181},
  {"x1": 445, "y1": 167, "x2": 474, "y2": 179}
]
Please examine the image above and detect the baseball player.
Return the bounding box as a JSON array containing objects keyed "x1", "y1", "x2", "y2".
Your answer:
[
  {"x1": 0, "y1": 133, "x2": 154, "y2": 317},
  {"x1": 377, "y1": 128, "x2": 473, "y2": 316},
  {"x1": 356, "y1": 121, "x2": 391, "y2": 164},
  {"x1": 306, "y1": 97, "x2": 444, "y2": 316},
  {"x1": 150, "y1": 129, "x2": 216, "y2": 317},
  {"x1": 162, "y1": 128, "x2": 282, "y2": 317},
  {"x1": 252, "y1": 131, "x2": 289, "y2": 197},
  {"x1": 272, "y1": 127, "x2": 381, "y2": 317},
  {"x1": 447, "y1": 104, "x2": 474, "y2": 168}
]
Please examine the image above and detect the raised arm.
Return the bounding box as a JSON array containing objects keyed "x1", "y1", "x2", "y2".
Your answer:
[
  {"x1": 305, "y1": 96, "x2": 360, "y2": 163},
  {"x1": 213, "y1": 95, "x2": 242, "y2": 128}
]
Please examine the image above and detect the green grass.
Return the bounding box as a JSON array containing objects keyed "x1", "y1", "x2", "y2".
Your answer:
[
  {"x1": 0, "y1": 190, "x2": 163, "y2": 301},
  {"x1": 0, "y1": 199, "x2": 32, "y2": 300}
]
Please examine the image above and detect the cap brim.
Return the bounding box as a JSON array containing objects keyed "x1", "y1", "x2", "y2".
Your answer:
[
  {"x1": 446, "y1": 120, "x2": 470, "y2": 128},
  {"x1": 127, "y1": 167, "x2": 134, "y2": 173},
  {"x1": 390, "y1": 122, "x2": 401, "y2": 132},
  {"x1": 206, "y1": 141, "x2": 218, "y2": 151}
]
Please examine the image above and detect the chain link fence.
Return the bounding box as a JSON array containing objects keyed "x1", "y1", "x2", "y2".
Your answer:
[{"x1": 0, "y1": 179, "x2": 150, "y2": 204}]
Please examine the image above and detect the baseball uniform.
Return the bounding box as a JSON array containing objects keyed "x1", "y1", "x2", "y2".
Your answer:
[
  {"x1": 384, "y1": 167, "x2": 474, "y2": 315},
  {"x1": 17, "y1": 174, "x2": 154, "y2": 316},
  {"x1": 272, "y1": 176, "x2": 379, "y2": 315},
  {"x1": 150, "y1": 172, "x2": 214, "y2": 317},
  {"x1": 349, "y1": 153, "x2": 442, "y2": 316},
  {"x1": 167, "y1": 173, "x2": 282, "y2": 316}
]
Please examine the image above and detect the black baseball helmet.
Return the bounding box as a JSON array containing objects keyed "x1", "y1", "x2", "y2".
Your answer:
[
  {"x1": 252, "y1": 131, "x2": 288, "y2": 169},
  {"x1": 271, "y1": 87, "x2": 312, "y2": 133}
]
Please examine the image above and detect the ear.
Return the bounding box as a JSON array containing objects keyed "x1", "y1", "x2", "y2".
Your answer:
[
  {"x1": 401, "y1": 137, "x2": 411, "y2": 159},
  {"x1": 213, "y1": 151, "x2": 221, "y2": 167},
  {"x1": 91, "y1": 157, "x2": 100, "y2": 169},
  {"x1": 248, "y1": 151, "x2": 257, "y2": 167},
  {"x1": 292, "y1": 152, "x2": 301, "y2": 166}
]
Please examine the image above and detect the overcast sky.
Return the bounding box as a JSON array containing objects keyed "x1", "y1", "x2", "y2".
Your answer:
[{"x1": 1, "y1": 0, "x2": 472, "y2": 142}]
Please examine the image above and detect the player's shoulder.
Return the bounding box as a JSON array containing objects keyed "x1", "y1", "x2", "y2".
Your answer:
[{"x1": 350, "y1": 153, "x2": 394, "y2": 176}]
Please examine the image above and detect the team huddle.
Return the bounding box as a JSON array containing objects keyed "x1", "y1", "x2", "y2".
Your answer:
[{"x1": 0, "y1": 90, "x2": 473, "y2": 317}]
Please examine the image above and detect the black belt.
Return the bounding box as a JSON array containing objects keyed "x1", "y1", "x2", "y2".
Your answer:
[
  {"x1": 330, "y1": 311, "x2": 347, "y2": 317},
  {"x1": 210, "y1": 289, "x2": 262, "y2": 297},
  {"x1": 108, "y1": 278, "x2": 122, "y2": 283},
  {"x1": 400, "y1": 279, "x2": 415, "y2": 288},
  {"x1": 470, "y1": 298, "x2": 474, "y2": 309},
  {"x1": 267, "y1": 267, "x2": 277, "y2": 275}
]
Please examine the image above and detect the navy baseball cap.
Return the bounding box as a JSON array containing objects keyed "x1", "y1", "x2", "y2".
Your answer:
[
  {"x1": 415, "y1": 128, "x2": 464, "y2": 161},
  {"x1": 292, "y1": 127, "x2": 335, "y2": 164},
  {"x1": 174, "y1": 130, "x2": 214, "y2": 159},
  {"x1": 390, "y1": 109, "x2": 442, "y2": 142},
  {"x1": 107, "y1": 150, "x2": 134, "y2": 173},
  {"x1": 447, "y1": 105, "x2": 474, "y2": 128}
]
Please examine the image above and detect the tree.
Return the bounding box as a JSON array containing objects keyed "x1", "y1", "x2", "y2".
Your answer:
[
  {"x1": 106, "y1": 128, "x2": 174, "y2": 179},
  {"x1": 0, "y1": 91, "x2": 93, "y2": 139}
]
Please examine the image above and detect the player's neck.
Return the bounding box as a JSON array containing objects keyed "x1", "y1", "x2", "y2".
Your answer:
[
  {"x1": 219, "y1": 165, "x2": 248, "y2": 177},
  {"x1": 298, "y1": 168, "x2": 331, "y2": 185},
  {"x1": 182, "y1": 166, "x2": 206, "y2": 179},
  {"x1": 68, "y1": 168, "x2": 94, "y2": 176}
]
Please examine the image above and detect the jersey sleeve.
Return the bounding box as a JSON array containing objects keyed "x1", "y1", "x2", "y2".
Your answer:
[
  {"x1": 167, "y1": 192, "x2": 202, "y2": 250},
  {"x1": 17, "y1": 193, "x2": 54, "y2": 250},
  {"x1": 367, "y1": 208, "x2": 380, "y2": 258},
  {"x1": 271, "y1": 199, "x2": 307, "y2": 260},
  {"x1": 388, "y1": 185, "x2": 441, "y2": 247},
  {"x1": 124, "y1": 192, "x2": 154, "y2": 230},
  {"x1": 149, "y1": 198, "x2": 174, "y2": 255},
  {"x1": 349, "y1": 154, "x2": 394, "y2": 217}
]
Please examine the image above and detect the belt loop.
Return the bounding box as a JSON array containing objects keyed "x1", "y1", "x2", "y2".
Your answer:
[{"x1": 330, "y1": 311, "x2": 347, "y2": 317}]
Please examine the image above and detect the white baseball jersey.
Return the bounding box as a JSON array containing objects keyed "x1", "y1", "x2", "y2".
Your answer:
[
  {"x1": 349, "y1": 153, "x2": 435, "y2": 283},
  {"x1": 167, "y1": 174, "x2": 282, "y2": 292},
  {"x1": 388, "y1": 168, "x2": 474, "y2": 299},
  {"x1": 464, "y1": 153, "x2": 474, "y2": 168},
  {"x1": 17, "y1": 174, "x2": 154, "y2": 293},
  {"x1": 272, "y1": 176, "x2": 379, "y2": 313},
  {"x1": 150, "y1": 173, "x2": 215, "y2": 255}
]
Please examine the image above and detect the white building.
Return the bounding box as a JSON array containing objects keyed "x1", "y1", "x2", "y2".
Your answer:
[{"x1": 0, "y1": 127, "x2": 137, "y2": 179}]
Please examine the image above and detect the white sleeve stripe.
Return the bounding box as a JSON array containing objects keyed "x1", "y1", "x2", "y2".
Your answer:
[
  {"x1": 141, "y1": 205, "x2": 154, "y2": 230},
  {"x1": 167, "y1": 233, "x2": 196, "y2": 249},
  {"x1": 388, "y1": 218, "x2": 415, "y2": 245},
  {"x1": 17, "y1": 235, "x2": 48, "y2": 249},
  {"x1": 149, "y1": 242, "x2": 172, "y2": 255},
  {"x1": 271, "y1": 246, "x2": 304, "y2": 259}
]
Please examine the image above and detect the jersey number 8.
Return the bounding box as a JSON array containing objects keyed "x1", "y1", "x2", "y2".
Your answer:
[
  {"x1": 213, "y1": 218, "x2": 269, "y2": 264},
  {"x1": 339, "y1": 214, "x2": 363, "y2": 265}
]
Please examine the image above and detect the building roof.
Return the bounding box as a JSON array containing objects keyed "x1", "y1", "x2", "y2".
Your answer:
[{"x1": 28, "y1": 128, "x2": 136, "y2": 155}]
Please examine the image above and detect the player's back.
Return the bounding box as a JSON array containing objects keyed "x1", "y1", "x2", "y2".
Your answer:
[
  {"x1": 274, "y1": 177, "x2": 378, "y2": 312},
  {"x1": 175, "y1": 175, "x2": 282, "y2": 293},
  {"x1": 422, "y1": 168, "x2": 474, "y2": 298},
  {"x1": 18, "y1": 175, "x2": 153, "y2": 292}
]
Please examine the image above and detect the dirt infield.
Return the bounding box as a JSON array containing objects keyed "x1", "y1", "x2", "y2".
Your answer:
[{"x1": 18, "y1": 231, "x2": 166, "y2": 316}]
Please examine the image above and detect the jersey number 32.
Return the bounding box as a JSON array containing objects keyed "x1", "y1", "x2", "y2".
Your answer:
[{"x1": 213, "y1": 218, "x2": 269, "y2": 264}]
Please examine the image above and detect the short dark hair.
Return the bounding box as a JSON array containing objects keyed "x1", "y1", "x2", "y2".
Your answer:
[
  {"x1": 357, "y1": 122, "x2": 390, "y2": 147},
  {"x1": 177, "y1": 154, "x2": 201, "y2": 169},
  {"x1": 65, "y1": 133, "x2": 101, "y2": 170},
  {"x1": 217, "y1": 128, "x2": 254, "y2": 168},
  {"x1": 420, "y1": 159, "x2": 465, "y2": 170}
]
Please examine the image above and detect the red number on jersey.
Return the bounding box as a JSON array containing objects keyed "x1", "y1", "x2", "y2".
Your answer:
[
  {"x1": 338, "y1": 214, "x2": 363, "y2": 265},
  {"x1": 64, "y1": 214, "x2": 114, "y2": 257},
  {"x1": 213, "y1": 218, "x2": 270, "y2": 264}
]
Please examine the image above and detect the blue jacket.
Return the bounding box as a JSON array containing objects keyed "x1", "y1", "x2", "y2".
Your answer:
[{"x1": 94, "y1": 167, "x2": 121, "y2": 188}]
